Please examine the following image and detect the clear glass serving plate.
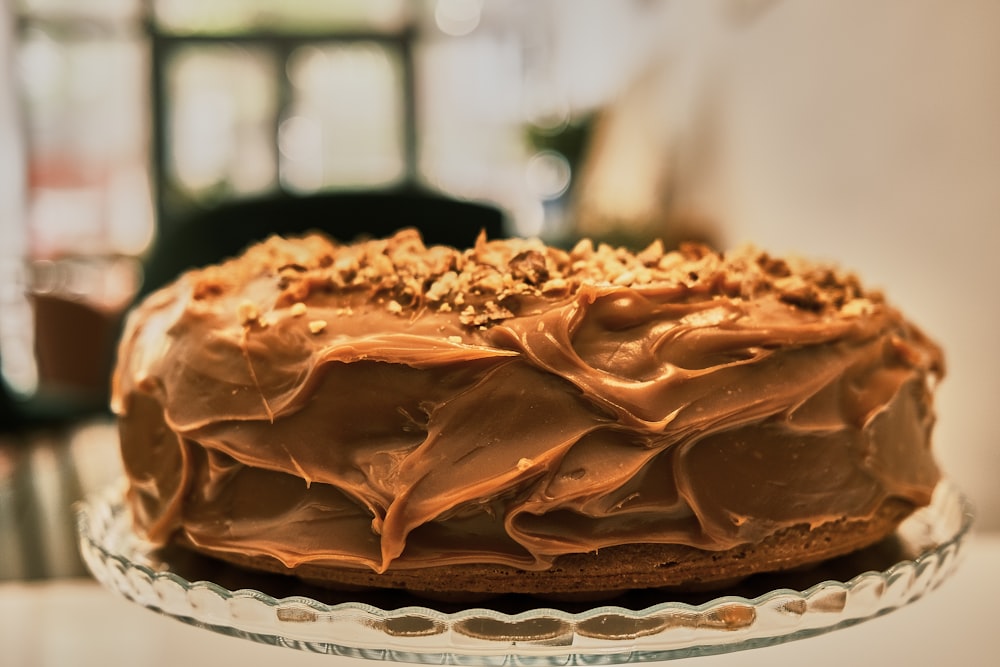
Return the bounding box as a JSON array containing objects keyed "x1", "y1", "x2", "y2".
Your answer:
[{"x1": 76, "y1": 479, "x2": 972, "y2": 665}]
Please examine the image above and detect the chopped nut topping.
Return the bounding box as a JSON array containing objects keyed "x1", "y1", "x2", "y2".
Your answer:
[
  {"x1": 570, "y1": 238, "x2": 594, "y2": 260},
  {"x1": 308, "y1": 319, "x2": 327, "y2": 334},
  {"x1": 201, "y1": 228, "x2": 878, "y2": 332}
]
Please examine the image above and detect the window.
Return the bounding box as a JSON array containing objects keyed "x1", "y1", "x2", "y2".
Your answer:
[{"x1": 148, "y1": 0, "x2": 415, "y2": 227}]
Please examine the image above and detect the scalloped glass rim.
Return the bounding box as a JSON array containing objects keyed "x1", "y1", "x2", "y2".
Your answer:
[{"x1": 77, "y1": 480, "x2": 972, "y2": 665}]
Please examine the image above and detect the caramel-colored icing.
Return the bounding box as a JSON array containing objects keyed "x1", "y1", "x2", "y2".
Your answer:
[{"x1": 112, "y1": 230, "x2": 943, "y2": 574}]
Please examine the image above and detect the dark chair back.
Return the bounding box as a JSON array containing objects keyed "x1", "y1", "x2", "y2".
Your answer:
[{"x1": 139, "y1": 188, "x2": 506, "y2": 299}]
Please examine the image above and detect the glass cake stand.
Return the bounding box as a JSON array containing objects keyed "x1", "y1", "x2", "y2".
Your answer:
[{"x1": 76, "y1": 480, "x2": 972, "y2": 665}]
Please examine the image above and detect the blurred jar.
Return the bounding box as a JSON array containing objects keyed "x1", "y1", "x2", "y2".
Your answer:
[{"x1": 1, "y1": 1, "x2": 152, "y2": 424}]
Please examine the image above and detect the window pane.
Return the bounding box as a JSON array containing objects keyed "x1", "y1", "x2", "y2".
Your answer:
[
  {"x1": 280, "y1": 42, "x2": 405, "y2": 192},
  {"x1": 165, "y1": 45, "x2": 278, "y2": 200},
  {"x1": 417, "y1": 34, "x2": 528, "y2": 221},
  {"x1": 18, "y1": 21, "x2": 151, "y2": 258}
]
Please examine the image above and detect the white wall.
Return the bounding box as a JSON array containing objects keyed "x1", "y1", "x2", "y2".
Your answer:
[{"x1": 650, "y1": 0, "x2": 1000, "y2": 529}]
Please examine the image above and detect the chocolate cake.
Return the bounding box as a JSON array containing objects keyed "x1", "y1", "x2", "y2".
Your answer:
[{"x1": 111, "y1": 229, "x2": 943, "y2": 597}]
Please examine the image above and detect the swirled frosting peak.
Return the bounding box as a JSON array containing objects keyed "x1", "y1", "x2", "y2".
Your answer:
[{"x1": 113, "y1": 229, "x2": 943, "y2": 576}]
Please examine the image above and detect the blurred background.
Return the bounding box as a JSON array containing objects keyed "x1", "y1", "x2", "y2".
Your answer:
[{"x1": 0, "y1": 0, "x2": 997, "y2": 584}]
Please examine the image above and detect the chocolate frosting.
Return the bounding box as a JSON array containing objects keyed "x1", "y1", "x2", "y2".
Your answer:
[{"x1": 112, "y1": 230, "x2": 943, "y2": 574}]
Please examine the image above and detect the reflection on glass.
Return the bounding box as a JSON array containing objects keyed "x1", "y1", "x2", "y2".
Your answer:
[
  {"x1": 165, "y1": 45, "x2": 278, "y2": 198},
  {"x1": 525, "y1": 150, "x2": 571, "y2": 201},
  {"x1": 434, "y1": 0, "x2": 483, "y2": 37},
  {"x1": 281, "y1": 43, "x2": 405, "y2": 192}
]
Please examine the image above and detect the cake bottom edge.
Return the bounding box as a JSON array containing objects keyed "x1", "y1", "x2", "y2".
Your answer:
[{"x1": 171, "y1": 497, "x2": 918, "y2": 601}]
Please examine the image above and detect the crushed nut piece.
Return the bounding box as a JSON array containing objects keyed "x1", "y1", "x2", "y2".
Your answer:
[
  {"x1": 237, "y1": 301, "x2": 259, "y2": 325},
  {"x1": 540, "y1": 277, "x2": 569, "y2": 296},
  {"x1": 474, "y1": 270, "x2": 505, "y2": 294},
  {"x1": 841, "y1": 298, "x2": 874, "y2": 317},
  {"x1": 426, "y1": 271, "x2": 459, "y2": 302},
  {"x1": 459, "y1": 305, "x2": 477, "y2": 325},
  {"x1": 289, "y1": 302, "x2": 307, "y2": 317},
  {"x1": 508, "y1": 249, "x2": 549, "y2": 285},
  {"x1": 308, "y1": 319, "x2": 327, "y2": 334},
  {"x1": 637, "y1": 239, "x2": 665, "y2": 265}
]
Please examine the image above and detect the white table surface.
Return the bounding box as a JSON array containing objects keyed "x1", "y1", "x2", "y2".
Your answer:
[{"x1": 1, "y1": 533, "x2": 995, "y2": 667}]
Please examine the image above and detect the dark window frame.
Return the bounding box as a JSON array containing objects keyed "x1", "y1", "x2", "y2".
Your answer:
[{"x1": 147, "y1": 19, "x2": 419, "y2": 230}]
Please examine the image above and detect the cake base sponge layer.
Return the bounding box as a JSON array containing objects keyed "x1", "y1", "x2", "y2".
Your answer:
[{"x1": 177, "y1": 498, "x2": 915, "y2": 598}]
